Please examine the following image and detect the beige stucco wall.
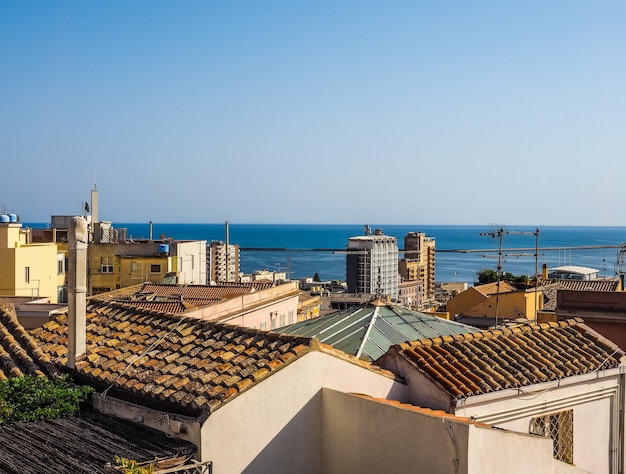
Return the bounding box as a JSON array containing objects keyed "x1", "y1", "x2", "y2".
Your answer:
[
  {"x1": 186, "y1": 282, "x2": 300, "y2": 330},
  {"x1": 377, "y1": 348, "x2": 453, "y2": 411},
  {"x1": 321, "y1": 389, "x2": 470, "y2": 473},
  {"x1": 466, "y1": 421, "x2": 589, "y2": 474},
  {"x1": 322, "y1": 389, "x2": 586, "y2": 474},
  {"x1": 199, "y1": 351, "x2": 408, "y2": 474},
  {"x1": 455, "y1": 371, "x2": 622, "y2": 474},
  {"x1": 379, "y1": 349, "x2": 621, "y2": 473}
]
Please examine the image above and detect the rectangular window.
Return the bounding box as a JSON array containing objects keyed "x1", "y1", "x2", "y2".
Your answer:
[
  {"x1": 531, "y1": 410, "x2": 574, "y2": 464},
  {"x1": 100, "y1": 257, "x2": 114, "y2": 273},
  {"x1": 57, "y1": 256, "x2": 64, "y2": 275},
  {"x1": 131, "y1": 261, "x2": 139, "y2": 272},
  {"x1": 25, "y1": 267, "x2": 30, "y2": 284},
  {"x1": 280, "y1": 313, "x2": 285, "y2": 327},
  {"x1": 260, "y1": 322, "x2": 266, "y2": 331},
  {"x1": 150, "y1": 264, "x2": 161, "y2": 273},
  {"x1": 270, "y1": 312, "x2": 277, "y2": 330},
  {"x1": 288, "y1": 310, "x2": 294, "y2": 325}
]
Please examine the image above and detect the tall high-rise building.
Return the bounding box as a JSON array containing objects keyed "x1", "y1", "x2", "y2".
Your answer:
[
  {"x1": 346, "y1": 227, "x2": 399, "y2": 299},
  {"x1": 399, "y1": 232, "x2": 436, "y2": 305},
  {"x1": 208, "y1": 240, "x2": 240, "y2": 283}
]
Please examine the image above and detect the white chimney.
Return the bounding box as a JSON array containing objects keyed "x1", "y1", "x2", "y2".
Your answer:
[
  {"x1": 90, "y1": 187, "x2": 99, "y2": 225},
  {"x1": 68, "y1": 216, "x2": 88, "y2": 368}
]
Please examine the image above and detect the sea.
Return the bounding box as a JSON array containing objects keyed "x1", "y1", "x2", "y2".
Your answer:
[{"x1": 26, "y1": 223, "x2": 626, "y2": 285}]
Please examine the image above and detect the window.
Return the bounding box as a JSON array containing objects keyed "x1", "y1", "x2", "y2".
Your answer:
[
  {"x1": 100, "y1": 257, "x2": 114, "y2": 273},
  {"x1": 131, "y1": 261, "x2": 139, "y2": 272},
  {"x1": 260, "y1": 322, "x2": 266, "y2": 331},
  {"x1": 531, "y1": 410, "x2": 574, "y2": 464},
  {"x1": 150, "y1": 264, "x2": 161, "y2": 273},
  {"x1": 57, "y1": 256, "x2": 64, "y2": 275},
  {"x1": 24, "y1": 267, "x2": 30, "y2": 284},
  {"x1": 288, "y1": 310, "x2": 294, "y2": 325},
  {"x1": 280, "y1": 313, "x2": 285, "y2": 327},
  {"x1": 270, "y1": 312, "x2": 277, "y2": 330}
]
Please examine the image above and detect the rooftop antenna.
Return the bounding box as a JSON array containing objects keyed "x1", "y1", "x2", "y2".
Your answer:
[
  {"x1": 507, "y1": 228, "x2": 540, "y2": 321},
  {"x1": 480, "y1": 226, "x2": 505, "y2": 327}
]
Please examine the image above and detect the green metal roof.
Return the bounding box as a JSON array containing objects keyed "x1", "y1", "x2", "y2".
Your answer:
[{"x1": 280, "y1": 298, "x2": 479, "y2": 362}]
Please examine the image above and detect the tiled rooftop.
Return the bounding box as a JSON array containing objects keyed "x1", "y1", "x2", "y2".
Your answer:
[
  {"x1": 30, "y1": 299, "x2": 374, "y2": 414},
  {"x1": 298, "y1": 291, "x2": 317, "y2": 304},
  {"x1": 136, "y1": 283, "x2": 266, "y2": 298},
  {"x1": 541, "y1": 279, "x2": 621, "y2": 311},
  {"x1": 391, "y1": 318, "x2": 624, "y2": 399},
  {"x1": 93, "y1": 282, "x2": 276, "y2": 304},
  {"x1": 0, "y1": 304, "x2": 60, "y2": 380},
  {"x1": 90, "y1": 282, "x2": 281, "y2": 315},
  {"x1": 115, "y1": 298, "x2": 221, "y2": 315}
]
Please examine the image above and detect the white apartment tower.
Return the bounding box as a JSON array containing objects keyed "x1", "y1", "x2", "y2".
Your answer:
[{"x1": 346, "y1": 227, "x2": 399, "y2": 300}]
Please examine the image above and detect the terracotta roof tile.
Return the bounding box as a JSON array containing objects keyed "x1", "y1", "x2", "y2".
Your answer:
[
  {"x1": 29, "y1": 299, "x2": 317, "y2": 414},
  {"x1": 395, "y1": 318, "x2": 624, "y2": 400},
  {"x1": 0, "y1": 304, "x2": 61, "y2": 380}
]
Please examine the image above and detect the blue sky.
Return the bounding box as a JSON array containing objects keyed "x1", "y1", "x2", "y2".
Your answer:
[{"x1": 1, "y1": 1, "x2": 625, "y2": 225}]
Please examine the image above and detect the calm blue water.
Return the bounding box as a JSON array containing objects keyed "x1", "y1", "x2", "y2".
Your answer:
[{"x1": 26, "y1": 222, "x2": 626, "y2": 284}]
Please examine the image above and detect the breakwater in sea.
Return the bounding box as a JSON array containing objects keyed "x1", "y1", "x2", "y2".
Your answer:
[
  {"x1": 26, "y1": 222, "x2": 626, "y2": 284},
  {"x1": 121, "y1": 223, "x2": 626, "y2": 284}
]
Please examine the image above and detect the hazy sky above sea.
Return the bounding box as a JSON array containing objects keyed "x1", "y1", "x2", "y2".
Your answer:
[{"x1": 1, "y1": 1, "x2": 625, "y2": 226}]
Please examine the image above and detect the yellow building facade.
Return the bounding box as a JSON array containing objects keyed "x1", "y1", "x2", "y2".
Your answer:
[
  {"x1": 88, "y1": 240, "x2": 206, "y2": 295},
  {"x1": 0, "y1": 220, "x2": 64, "y2": 303},
  {"x1": 446, "y1": 281, "x2": 543, "y2": 324}
]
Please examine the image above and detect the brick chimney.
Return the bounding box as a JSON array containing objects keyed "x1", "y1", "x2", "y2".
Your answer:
[{"x1": 68, "y1": 216, "x2": 88, "y2": 368}]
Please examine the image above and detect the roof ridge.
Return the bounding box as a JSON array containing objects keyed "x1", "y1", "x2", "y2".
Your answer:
[{"x1": 349, "y1": 393, "x2": 490, "y2": 426}]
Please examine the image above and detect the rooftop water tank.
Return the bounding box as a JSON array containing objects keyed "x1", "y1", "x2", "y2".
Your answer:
[
  {"x1": 158, "y1": 243, "x2": 169, "y2": 255},
  {"x1": 8, "y1": 214, "x2": 18, "y2": 223},
  {"x1": 0, "y1": 215, "x2": 9, "y2": 223}
]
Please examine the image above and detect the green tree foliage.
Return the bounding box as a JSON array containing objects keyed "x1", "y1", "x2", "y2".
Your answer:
[
  {"x1": 313, "y1": 272, "x2": 321, "y2": 282},
  {"x1": 476, "y1": 268, "x2": 529, "y2": 284},
  {"x1": 115, "y1": 456, "x2": 154, "y2": 474},
  {"x1": 0, "y1": 374, "x2": 93, "y2": 424},
  {"x1": 476, "y1": 269, "x2": 498, "y2": 284}
]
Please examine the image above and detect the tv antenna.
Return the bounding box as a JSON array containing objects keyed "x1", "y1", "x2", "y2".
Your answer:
[
  {"x1": 507, "y1": 228, "x2": 540, "y2": 321},
  {"x1": 480, "y1": 226, "x2": 505, "y2": 327}
]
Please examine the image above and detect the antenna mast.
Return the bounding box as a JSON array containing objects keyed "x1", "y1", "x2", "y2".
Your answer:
[
  {"x1": 480, "y1": 227, "x2": 505, "y2": 327},
  {"x1": 507, "y1": 228, "x2": 540, "y2": 321}
]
